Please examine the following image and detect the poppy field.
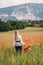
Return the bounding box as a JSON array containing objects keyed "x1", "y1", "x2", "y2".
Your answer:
[{"x1": 0, "y1": 27, "x2": 43, "y2": 65}]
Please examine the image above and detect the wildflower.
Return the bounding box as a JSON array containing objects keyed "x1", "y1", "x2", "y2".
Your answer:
[{"x1": 24, "y1": 46, "x2": 31, "y2": 52}]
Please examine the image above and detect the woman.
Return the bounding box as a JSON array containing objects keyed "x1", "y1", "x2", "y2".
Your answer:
[{"x1": 13, "y1": 30, "x2": 26, "y2": 55}]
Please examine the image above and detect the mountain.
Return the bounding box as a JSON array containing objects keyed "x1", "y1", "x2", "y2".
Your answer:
[{"x1": 0, "y1": 3, "x2": 43, "y2": 21}]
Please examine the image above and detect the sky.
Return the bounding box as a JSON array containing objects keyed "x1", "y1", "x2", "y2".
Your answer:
[{"x1": 0, "y1": 0, "x2": 43, "y2": 8}]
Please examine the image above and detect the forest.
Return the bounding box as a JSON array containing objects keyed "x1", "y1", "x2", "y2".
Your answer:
[{"x1": 0, "y1": 19, "x2": 43, "y2": 32}]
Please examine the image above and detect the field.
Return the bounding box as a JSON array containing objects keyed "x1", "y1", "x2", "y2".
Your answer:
[{"x1": 0, "y1": 27, "x2": 43, "y2": 65}]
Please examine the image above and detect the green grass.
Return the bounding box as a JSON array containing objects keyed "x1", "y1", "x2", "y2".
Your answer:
[
  {"x1": 0, "y1": 44, "x2": 43, "y2": 65},
  {"x1": 0, "y1": 27, "x2": 43, "y2": 65}
]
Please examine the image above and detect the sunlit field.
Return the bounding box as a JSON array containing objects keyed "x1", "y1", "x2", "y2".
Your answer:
[{"x1": 0, "y1": 27, "x2": 43, "y2": 65}]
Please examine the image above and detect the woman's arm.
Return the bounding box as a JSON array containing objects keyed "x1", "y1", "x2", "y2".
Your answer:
[
  {"x1": 20, "y1": 35, "x2": 27, "y2": 46},
  {"x1": 12, "y1": 36, "x2": 15, "y2": 47}
]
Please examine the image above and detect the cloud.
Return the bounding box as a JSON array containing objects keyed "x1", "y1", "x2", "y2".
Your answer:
[{"x1": 0, "y1": 0, "x2": 43, "y2": 8}]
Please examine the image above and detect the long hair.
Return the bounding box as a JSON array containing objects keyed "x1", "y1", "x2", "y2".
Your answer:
[{"x1": 15, "y1": 30, "x2": 19, "y2": 41}]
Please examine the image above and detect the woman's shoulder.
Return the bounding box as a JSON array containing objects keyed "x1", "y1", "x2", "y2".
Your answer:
[{"x1": 19, "y1": 35, "x2": 22, "y2": 38}]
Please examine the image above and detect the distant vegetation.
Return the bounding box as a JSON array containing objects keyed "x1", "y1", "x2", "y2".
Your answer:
[{"x1": 0, "y1": 19, "x2": 43, "y2": 32}]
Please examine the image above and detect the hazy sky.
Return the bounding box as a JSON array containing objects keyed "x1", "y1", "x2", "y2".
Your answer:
[{"x1": 0, "y1": 0, "x2": 43, "y2": 8}]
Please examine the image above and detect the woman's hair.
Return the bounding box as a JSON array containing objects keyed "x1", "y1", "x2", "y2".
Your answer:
[{"x1": 15, "y1": 30, "x2": 19, "y2": 40}]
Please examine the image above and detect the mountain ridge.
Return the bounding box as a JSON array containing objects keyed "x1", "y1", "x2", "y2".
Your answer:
[{"x1": 0, "y1": 3, "x2": 43, "y2": 21}]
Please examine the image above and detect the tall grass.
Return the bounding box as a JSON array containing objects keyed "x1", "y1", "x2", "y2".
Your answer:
[
  {"x1": 0, "y1": 44, "x2": 43, "y2": 65},
  {"x1": 0, "y1": 27, "x2": 43, "y2": 65}
]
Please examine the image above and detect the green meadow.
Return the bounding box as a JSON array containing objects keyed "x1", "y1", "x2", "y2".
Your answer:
[{"x1": 0, "y1": 27, "x2": 43, "y2": 65}]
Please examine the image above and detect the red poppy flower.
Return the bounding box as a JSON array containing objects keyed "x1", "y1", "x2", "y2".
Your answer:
[{"x1": 24, "y1": 46, "x2": 31, "y2": 52}]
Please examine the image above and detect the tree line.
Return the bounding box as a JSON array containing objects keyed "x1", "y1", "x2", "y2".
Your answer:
[{"x1": 0, "y1": 19, "x2": 43, "y2": 32}]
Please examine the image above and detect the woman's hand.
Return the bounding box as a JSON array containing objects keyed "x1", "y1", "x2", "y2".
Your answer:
[{"x1": 22, "y1": 43, "x2": 27, "y2": 46}]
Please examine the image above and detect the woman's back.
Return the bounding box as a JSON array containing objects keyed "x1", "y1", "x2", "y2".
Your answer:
[{"x1": 15, "y1": 35, "x2": 22, "y2": 46}]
